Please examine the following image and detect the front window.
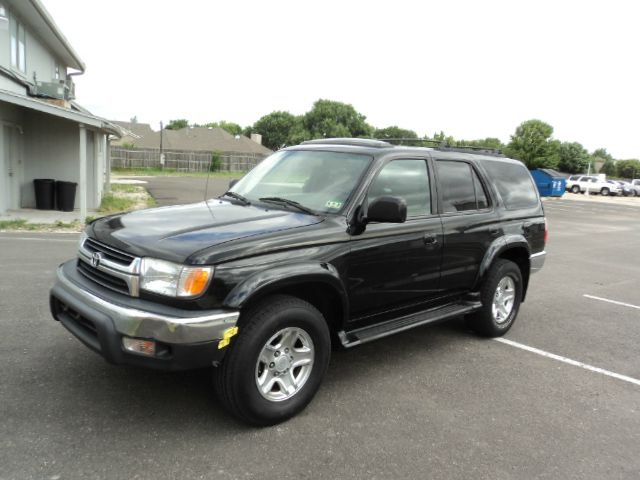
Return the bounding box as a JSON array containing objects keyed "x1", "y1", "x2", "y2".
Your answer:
[
  {"x1": 368, "y1": 159, "x2": 431, "y2": 217},
  {"x1": 10, "y1": 15, "x2": 26, "y2": 73},
  {"x1": 229, "y1": 150, "x2": 372, "y2": 214}
]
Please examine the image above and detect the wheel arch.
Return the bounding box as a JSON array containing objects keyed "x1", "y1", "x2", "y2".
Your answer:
[
  {"x1": 223, "y1": 263, "x2": 349, "y2": 337},
  {"x1": 476, "y1": 236, "x2": 531, "y2": 302}
]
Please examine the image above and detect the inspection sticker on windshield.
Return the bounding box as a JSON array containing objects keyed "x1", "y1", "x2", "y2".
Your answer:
[{"x1": 325, "y1": 201, "x2": 343, "y2": 210}]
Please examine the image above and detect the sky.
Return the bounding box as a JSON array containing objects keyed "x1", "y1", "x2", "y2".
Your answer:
[{"x1": 44, "y1": 0, "x2": 640, "y2": 159}]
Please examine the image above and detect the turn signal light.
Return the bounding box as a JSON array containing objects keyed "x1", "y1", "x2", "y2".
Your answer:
[
  {"x1": 123, "y1": 337, "x2": 156, "y2": 357},
  {"x1": 178, "y1": 267, "x2": 212, "y2": 297}
]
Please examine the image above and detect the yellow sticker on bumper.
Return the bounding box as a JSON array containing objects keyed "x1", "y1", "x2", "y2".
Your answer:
[{"x1": 218, "y1": 326, "x2": 239, "y2": 349}]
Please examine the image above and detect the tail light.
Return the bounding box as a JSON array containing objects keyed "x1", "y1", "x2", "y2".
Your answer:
[{"x1": 544, "y1": 218, "x2": 548, "y2": 244}]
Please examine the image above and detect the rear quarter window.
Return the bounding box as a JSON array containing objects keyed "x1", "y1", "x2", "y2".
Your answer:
[{"x1": 482, "y1": 160, "x2": 539, "y2": 209}]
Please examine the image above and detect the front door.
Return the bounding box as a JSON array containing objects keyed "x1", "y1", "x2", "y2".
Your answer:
[
  {"x1": 347, "y1": 158, "x2": 443, "y2": 322},
  {"x1": 1, "y1": 125, "x2": 21, "y2": 213}
]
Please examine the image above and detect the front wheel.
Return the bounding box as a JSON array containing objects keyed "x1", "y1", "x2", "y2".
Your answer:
[
  {"x1": 213, "y1": 295, "x2": 331, "y2": 426},
  {"x1": 466, "y1": 259, "x2": 523, "y2": 337},
  {"x1": 601, "y1": 187, "x2": 610, "y2": 196},
  {"x1": 571, "y1": 185, "x2": 580, "y2": 193}
]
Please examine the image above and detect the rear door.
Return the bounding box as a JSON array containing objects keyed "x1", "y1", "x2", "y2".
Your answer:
[
  {"x1": 436, "y1": 159, "x2": 499, "y2": 293},
  {"x1": 347, "y1": 157, "x2": 443, "y2": 321}
]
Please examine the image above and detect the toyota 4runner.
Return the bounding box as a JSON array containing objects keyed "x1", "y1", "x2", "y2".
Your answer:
[{"x1": 50, "y1": 138, "x2": 547, "y2": 425}]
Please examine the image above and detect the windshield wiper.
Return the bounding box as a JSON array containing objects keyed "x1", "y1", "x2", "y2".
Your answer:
[
  {"x1": 259, "y1": 197, "x2": 317, "y2": 215},
  {"x1": 221, "y1": 191, "x2": 251, "y2": 205}
]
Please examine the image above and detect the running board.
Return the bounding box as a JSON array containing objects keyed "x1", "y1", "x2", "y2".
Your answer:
[{"x1": 338, "y1": 301, "x2": 481, "y2": 348}]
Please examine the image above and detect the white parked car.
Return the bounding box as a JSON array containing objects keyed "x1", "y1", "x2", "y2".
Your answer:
[
  {"x1": 630, "y1": 179, "x2": 640, "y2": 196},
  {"x1": 565, "y1": 176, "x2": 621, "y2": 196}
]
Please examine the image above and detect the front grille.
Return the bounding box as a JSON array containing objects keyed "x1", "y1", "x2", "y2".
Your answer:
[
  {"x1": 77, "y1": 236, "x2": 140, "y2": 297},
  {"x1": 77, "y1": 259, "x2": 130, "y2": 295},
  {"x1": 83, "y1": 237, "x2": 135, "y2": 267}
]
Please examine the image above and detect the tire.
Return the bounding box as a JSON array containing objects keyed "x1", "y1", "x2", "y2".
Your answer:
[
  {"x1": 601, "y1": 187, "x2": 610, "y2": 196},
  {"x1": 466, "y1": 259, "x2": 523, "y2": 337},
  {"x1": 571, "y1": 185, "x2": 580, "y2": 194},
  {"x1": 213, "y1": 295, "x2": 331, "y2": 426}
]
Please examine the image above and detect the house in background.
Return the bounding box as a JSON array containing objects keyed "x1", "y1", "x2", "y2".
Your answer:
[
  {"x1": 111, "y1": 122, "x2": 272, "y2": 171},
  {"x1": 0, "y1": 0, "x2": 118, "y2": 219}
]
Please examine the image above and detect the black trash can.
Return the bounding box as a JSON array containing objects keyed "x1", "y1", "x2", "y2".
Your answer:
[
  {"x1": 33, "y1": 179, "x2": 56, "y2": 210},
  {"x1": 55, "y1": 181, "x2": 78, "y2": 212}
]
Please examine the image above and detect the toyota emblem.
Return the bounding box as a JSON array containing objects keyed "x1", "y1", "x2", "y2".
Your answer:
[{"x1": 91, "y1": 252, "x2": 102, "y2": 268}]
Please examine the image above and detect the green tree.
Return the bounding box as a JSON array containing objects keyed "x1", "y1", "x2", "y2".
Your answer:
[
  {"x1": 504, "y1": 119, "x2": 559, "y2": 169},
  {"x1": 557, "y1": 142, "x2": 589, "y2": 173},
  {"x1": 591, "y1": 148, "x2": 614, "y2": 163},
  {"x1": 303, "y1": 99, "x2": 373, "y2": 139},
  {"x1": 374, "y1": 126, "x2": 418, "y2": 144},
  {"x1": 461, "y1": 138, "x2": 504, "y2": 150},
  {"x1": 252, "y1": 111, "x2": 303, "y2": 150},
  {"x1": 199, "y1": 120, "x2": 243, "y2": 136},
  {"x1": 599, "y1": 159, "x2": 616, "y2": 176},
  {"x1": 165, "y1": 119, "x2": 189, "y2": 130},
  {"x1": 210, "y1": 151, "x2": 223, "y2": 172},
  {"x1": 616, "y1": 159, "x2": 640, "y2": 179}
]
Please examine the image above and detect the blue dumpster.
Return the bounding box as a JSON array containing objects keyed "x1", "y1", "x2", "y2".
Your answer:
[{"x1": 530, "y1": 169, "x2": 566, "y2": 197}]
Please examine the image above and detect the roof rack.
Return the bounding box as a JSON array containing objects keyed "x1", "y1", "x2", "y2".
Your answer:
[
  {"x1": 301, "y1": 138, "x2": 393, "y2": 148},
  {"x1": 380, "y1": 138, "x2": 504, "y2": 157},
  {"x1": 299, "y1": 137, "x2": 504, "y2": 156}
]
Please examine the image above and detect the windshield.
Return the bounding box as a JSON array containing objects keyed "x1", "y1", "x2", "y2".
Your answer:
[{"x1": 228, "y1": 150, "x2": 372, "y2": 214}]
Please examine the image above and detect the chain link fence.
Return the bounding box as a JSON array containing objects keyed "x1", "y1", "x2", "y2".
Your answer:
[{"x1": 110, "y1": 147, "x2": 267, "y2": 172}]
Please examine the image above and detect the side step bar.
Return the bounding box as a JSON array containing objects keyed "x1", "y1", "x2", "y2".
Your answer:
[{"x1": 338, "y1": 301, "x2": 481, "y2": 348}]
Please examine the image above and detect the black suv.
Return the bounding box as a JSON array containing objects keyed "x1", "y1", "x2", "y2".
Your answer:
[{"x1": 50, "y1": 138, "x2": 547, "y2": 425}]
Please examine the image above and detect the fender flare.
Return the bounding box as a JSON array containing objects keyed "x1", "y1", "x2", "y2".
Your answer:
[
  {"x1": 474, "y1": 234, "x2": 531, "y2": 294},
  {"x1": 223, "y1": 262, "x2": 349, "y2": 324}
]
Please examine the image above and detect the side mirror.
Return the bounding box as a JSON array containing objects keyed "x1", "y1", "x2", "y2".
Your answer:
[
  {"x1": 229, "y1": 179, "x2": 239, "y2": 188},
  {"x1": 367, "y1": 196, "x2": 407, "y2": 223}
]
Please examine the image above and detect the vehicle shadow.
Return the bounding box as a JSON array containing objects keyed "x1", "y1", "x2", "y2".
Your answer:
[{"x1": 57, "y1": 317, "x2": 473, "y2": 433}]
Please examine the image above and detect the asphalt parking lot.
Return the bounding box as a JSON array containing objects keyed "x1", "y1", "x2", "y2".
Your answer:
[{"x1": 1, "y1": 196, "x2": 639, "y2": 480}]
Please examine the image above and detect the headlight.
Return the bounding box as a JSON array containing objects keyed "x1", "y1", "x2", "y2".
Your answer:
[{"x1": 140, "y1": 258, "x2": 213, "y2": 298}]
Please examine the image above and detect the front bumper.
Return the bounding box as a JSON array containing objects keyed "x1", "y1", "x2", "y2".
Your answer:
[
  {"x1": 530, "y1": 251, "x2": 546, "y2": 273},
  {"x1": 50, "y1": 260, "x2": 239, "y2": 370}
]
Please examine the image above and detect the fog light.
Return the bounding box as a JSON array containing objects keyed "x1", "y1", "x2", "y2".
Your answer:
[{"x1": 123, "y1": 337, "x2": 156, "y2": 357}]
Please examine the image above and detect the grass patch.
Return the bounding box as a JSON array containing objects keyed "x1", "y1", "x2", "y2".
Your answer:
[
  {"x1": 110, "y1": 183, "x2": 140, "y2": 193},
  {"x1": 0, "y1": 219, "x2": 28, "y2": 229},
  {"x1": 111, "y1": 168, "x2": 243, "y2": 178},
  {"x1": 0, "y1": 218, "x2": 82, "y2": 231},
  {"x1": 99, "y1": 185, "x2": 156, "y2": 214},
  {"x1": 99, "y1": 193, "x2": 138, "y2": 213}
]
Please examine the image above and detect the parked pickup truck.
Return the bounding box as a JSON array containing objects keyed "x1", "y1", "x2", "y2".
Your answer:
[{"x1": 50, "y1": 138, "x2": 547, "y2": 425}]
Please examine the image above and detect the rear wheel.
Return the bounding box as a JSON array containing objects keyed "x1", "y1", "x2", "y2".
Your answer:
[
  {"x1": 213, "y1": 295, "x2": 331, "y2": 426},
  {"x1": 467, "y1": 259, "x2": 522, "y2": 337}
]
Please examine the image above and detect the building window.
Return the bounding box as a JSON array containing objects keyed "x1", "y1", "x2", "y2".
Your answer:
[{"x1": 10, "y1": 15, "x2": 26, "y2": 73}]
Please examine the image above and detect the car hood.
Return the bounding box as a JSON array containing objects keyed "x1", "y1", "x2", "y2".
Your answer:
[{"x1": 89, "y1": 199, "x2": 324, "y2": 264}]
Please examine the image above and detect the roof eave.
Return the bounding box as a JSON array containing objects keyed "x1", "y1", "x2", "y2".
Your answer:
[{"x1": 28, "y1": 0, "x2": 86, "y2": 72}]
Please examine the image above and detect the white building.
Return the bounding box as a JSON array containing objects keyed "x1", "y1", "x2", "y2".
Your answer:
[{"x1": 0, "y1": 0, "x2": 118, "y2": 219}]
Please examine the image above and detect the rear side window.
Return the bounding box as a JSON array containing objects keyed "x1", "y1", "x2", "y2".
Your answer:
[
  {"x1": 437, "y1": 161, "x2": 489, "y2": 213},
  {"x1": 483, "y1": 160, "x2": 538, "y2": 209}
]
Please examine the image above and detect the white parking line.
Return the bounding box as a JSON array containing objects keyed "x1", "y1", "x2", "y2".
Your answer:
[
  {"x1": 494, "y1": 338, "x2": 640, "y2": 387},
  {"x1": 583, "y1": 294, "x2": 640, "y2": 310}
]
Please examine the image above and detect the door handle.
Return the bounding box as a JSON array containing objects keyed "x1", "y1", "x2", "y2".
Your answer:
[{"x1": 423, "y1": 233, "x2": 438, "y2": 245}]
